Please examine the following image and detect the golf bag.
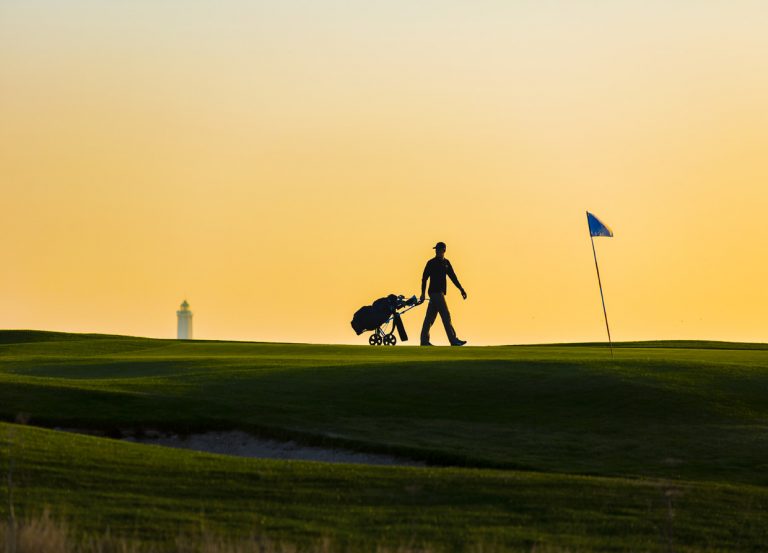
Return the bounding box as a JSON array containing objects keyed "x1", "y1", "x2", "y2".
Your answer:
[{"x1": 350, "y1": 294, "x2": 422, "y2": 346}]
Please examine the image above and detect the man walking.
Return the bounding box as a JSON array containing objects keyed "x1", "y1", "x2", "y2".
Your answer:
[{"x1": 420, "y1": 242, "x2": 467, "y2": 346}]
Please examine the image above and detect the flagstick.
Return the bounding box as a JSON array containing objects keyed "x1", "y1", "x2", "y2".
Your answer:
[{"x1": 590, "y1": 234, "x2": 614, "y2": 358}]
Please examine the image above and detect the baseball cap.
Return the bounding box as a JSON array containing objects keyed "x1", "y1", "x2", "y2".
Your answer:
[{"x1": 433, "y1": 241, "x2": 446, "y2": 250}]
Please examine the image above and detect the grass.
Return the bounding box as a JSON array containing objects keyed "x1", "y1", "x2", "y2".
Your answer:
[
  {"x1": 2, "y1": 331, "x2": 768, "y2": 485},
  {"x1": 2, "y1": 422, "x2": 768, "y2": 551},
  {"x1": 2, "y1": 330, "x2": 768, "y2": 550}
]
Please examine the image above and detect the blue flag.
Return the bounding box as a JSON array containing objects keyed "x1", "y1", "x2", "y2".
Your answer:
[{"x1": 586, "y1": 211, "x2": 613, "y2": 237}]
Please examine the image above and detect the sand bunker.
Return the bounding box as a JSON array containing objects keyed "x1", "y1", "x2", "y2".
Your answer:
[{"x1": 124, "y1": 430, "x2": 424, "y2": 467}]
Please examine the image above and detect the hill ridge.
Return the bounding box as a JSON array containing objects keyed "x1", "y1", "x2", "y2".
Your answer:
[{"x1": 2, "y1": 329, "x2": 768, "y2": 350}]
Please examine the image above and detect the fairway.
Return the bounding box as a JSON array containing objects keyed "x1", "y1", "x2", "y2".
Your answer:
[
  {"x1": 2, "y1": 330, "x2": 768, "y2": 550},
  {"x1": 2, "y1": 421, "x2": 768, "y2": 552},
  {"x1": 2, "y1": 331, "x2": 768, "y2": 484}
]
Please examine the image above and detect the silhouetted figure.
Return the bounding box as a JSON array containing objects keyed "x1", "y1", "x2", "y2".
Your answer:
[{"x1": 420, "y1": 242, "x2": 467, "y2": 346}]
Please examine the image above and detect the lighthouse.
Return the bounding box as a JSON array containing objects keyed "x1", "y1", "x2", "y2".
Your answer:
[{"x1": 177, "y1": 300, "x2": 193, "y2": 340}]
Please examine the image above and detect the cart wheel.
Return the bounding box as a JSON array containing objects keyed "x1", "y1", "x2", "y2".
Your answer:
[
  {"x1": 369, "y1": 334, "x2": 378, "y2": 346},
  {"x1": 387, "y1": 334, "x2": 397, "y2": 346},
  {"x1": 382, "y1": 334, "x2": 393, "y2": 346},
  {"x1": 374, "y1": 334, "x2": 383, "y2": 346}
]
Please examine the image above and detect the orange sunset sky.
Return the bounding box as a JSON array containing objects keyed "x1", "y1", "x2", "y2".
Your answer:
[{"x1": 2, "y1": 1, "x2": 768, "y2": 345}]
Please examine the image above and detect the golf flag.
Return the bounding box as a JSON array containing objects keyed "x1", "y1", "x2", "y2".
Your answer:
[
  {"x1": 587, "y1": 211, "x2": 613, "y2": 237},
  {"x1": 586, "y1": 211, "x2": 614, "y2": 357}
]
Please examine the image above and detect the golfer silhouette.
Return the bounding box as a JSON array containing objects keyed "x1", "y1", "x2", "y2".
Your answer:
[{"x1": 419, "y1": 242, "x2": 467, "y2": 346}]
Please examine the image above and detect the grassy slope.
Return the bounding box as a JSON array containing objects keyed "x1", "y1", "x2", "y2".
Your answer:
[
  {"x1": 2, "y1": 421, "x2": 768, "y2": 551},
  {"x1": 2, "y1": 331, "x2": 768, "y2": 550},
  {"x1": 2, "y1": 331, "x2": 768, "y2": 486}
]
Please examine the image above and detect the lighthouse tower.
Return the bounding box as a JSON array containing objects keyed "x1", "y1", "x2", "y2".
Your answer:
[{"x1": 177, "y1": 300, "x2": 193, "y2": 340}]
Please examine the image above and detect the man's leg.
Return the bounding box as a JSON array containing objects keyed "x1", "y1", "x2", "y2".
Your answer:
[
  {"x1": 420, "y1": 299, "x2": 439, "y2": 345},
  {"x1": 433, "y1": 293, "x2": 458, "y2": 344}
]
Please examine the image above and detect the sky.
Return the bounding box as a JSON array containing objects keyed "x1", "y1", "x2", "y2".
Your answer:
[{"x1": 2, "y1": 1, "x2": 768, "y2": 345}]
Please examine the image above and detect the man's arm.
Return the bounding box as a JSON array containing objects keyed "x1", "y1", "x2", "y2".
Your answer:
[
  {"x1": 420, "y1": 261, "x2": 430, "y2": 301},
  {"x1": 447, "y1": 261, "x2": 467, "y2": 299}
]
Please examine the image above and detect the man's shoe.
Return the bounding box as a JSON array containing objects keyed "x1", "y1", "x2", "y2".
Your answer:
[
  {"x1": 451, "y1": 339, "x2": 467, "y2": 346},
  {"x1": 420, "y1": 342, "x2": 434, "y2": 346}
]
